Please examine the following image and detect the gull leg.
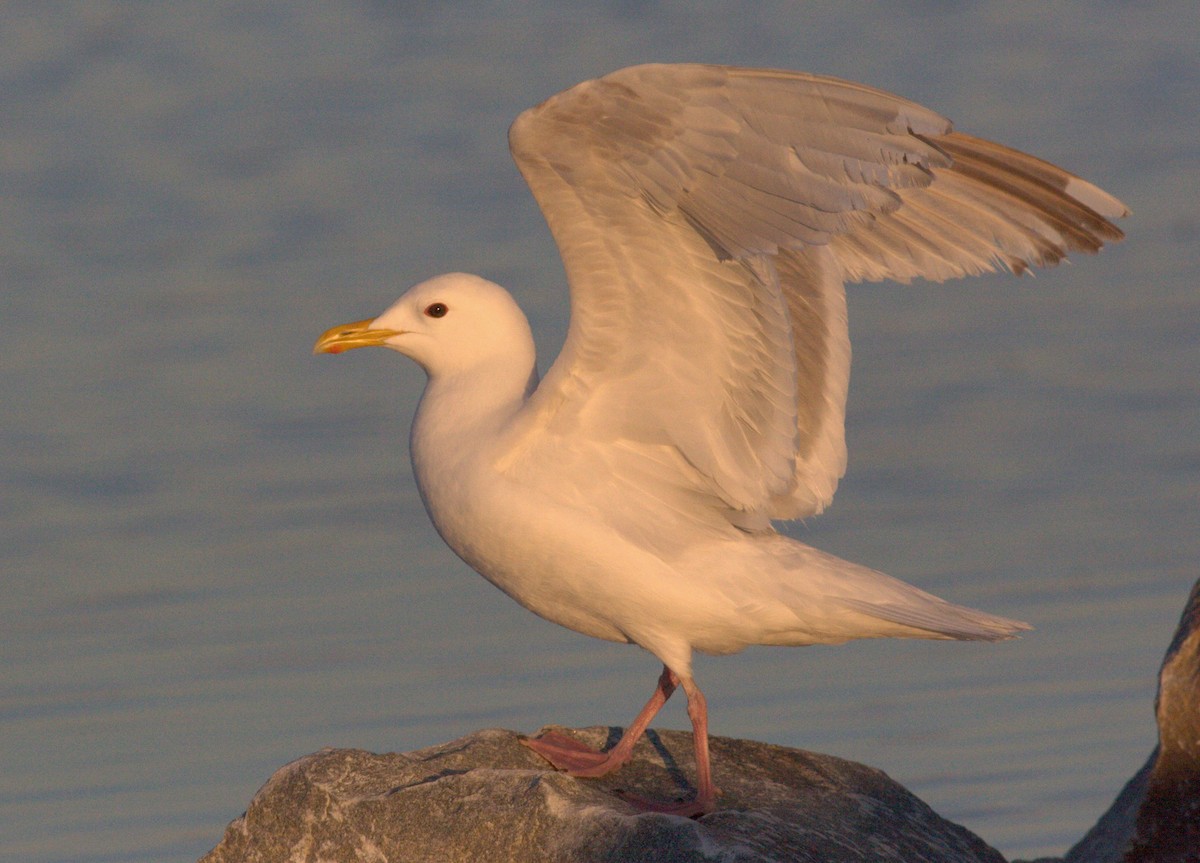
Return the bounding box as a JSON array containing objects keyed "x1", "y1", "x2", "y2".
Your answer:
[
  {"x1": 682, "y1": 675, "x2": 717, "y2": 814},
  {"x1": 523, "y1": 664, "x2": 677, "y2": 776},
  {"x1": 620, "y1": 674, "x2": 718, "y2": 818}
]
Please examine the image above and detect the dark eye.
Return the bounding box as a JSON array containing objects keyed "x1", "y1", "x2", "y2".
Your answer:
[{"x1": 424, "y1": 302, "x2": 448, "y2": 318}]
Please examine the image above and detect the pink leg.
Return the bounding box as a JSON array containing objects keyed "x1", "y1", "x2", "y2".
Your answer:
[
  {"x1": 523, "y1": 665, "x2": 677, "y2": 777},
  {"x1": 682, "y1": 676, "x2": 716, "y2": 813},
  {"x1": 525, "y1": 666, "x2": 719, "y2": 817},
  {"x1": 621, "y1": 675, "x2": 717, "y2": 817}
]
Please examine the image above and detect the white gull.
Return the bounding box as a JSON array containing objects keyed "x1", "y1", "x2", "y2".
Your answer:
[{"x1": 314, "y1": 63, "x2": 1128, "y2": 816}]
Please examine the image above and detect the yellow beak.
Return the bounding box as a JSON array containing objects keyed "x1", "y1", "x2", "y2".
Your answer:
[{"x1": 313, "y1": 319, "x2": 401, "y2": 355}]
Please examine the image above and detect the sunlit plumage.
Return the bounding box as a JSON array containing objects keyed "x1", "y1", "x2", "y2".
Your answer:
[{"x1": 315, "y1": 64, "x2": 1128, "y2": 815}]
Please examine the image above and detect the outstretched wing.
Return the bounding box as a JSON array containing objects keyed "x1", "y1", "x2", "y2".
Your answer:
[{"x1": 498, "y1": 63, "x2": 1127, "y2": 539}]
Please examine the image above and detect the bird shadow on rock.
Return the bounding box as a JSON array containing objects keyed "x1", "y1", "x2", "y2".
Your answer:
[{"x1": 642, "y1": 729, "x2": 693, "y2": 797}]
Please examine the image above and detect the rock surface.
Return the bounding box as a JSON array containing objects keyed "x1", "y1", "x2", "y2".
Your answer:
[
  {"x1": 201, "y1": 726, "x2": 1006, "y2": 863},
  {"x1": 1060, "y1": 578, "x2": 1200, "y2": 863},
  {"x1": 203, "y1": 578, "x2": 1200, "y2": 863}
]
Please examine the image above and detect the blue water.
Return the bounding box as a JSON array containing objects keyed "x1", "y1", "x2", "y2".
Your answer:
[{"x1": 2, "y1": 3, "x2": 1197, "y2": 860}]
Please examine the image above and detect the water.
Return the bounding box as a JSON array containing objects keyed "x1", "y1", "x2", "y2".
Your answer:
[{"x1": 2, "y1": 3, "x2": 1197, "y2": 860}]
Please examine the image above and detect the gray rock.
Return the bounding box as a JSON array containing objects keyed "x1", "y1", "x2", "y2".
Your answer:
[
  {"x1": 1062, "y1": 577, "x2": 1200, "y2": 863},
  {"x1": 202, "y1": 578, "x2": 1200, "y2": 863},
  {"x1": 201, "y1": 726, "x2": 1005, "y2": 863}
]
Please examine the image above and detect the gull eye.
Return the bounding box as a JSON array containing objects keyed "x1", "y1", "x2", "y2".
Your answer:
[{"x1": 424, "y1": 302, "x2": 448, "y2": 318}]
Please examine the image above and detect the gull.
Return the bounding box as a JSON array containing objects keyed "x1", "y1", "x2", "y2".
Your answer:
[{"x1": 314, "y1": 63, "x2": 1128, "y2": 816}]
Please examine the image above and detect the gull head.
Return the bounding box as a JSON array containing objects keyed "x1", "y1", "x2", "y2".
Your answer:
[{"x1": 314, "y1": 272, "x2": 536, "y2": 380}]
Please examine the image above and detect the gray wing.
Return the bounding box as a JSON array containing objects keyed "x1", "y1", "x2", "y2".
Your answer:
[{"x1": 500, "y1": 63, "x2": 1127, "y2": 531}]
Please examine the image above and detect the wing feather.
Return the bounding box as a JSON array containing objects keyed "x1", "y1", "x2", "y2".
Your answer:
[{"x1": 499, "y1": 63, "x2": 1127, "y2": 538}]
